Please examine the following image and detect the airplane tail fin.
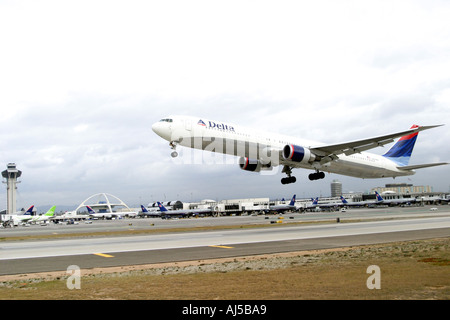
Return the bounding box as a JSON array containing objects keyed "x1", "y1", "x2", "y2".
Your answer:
[
  {"x1": 157, "y1": 202, "x2": 168, "y2": 212},
  {"x1": 312, "y1": 197, "x2": 319, "y2": 205},
  {"x1": 24, "y1": 205, "x2": 34, "y2": 215},
  {"x1": 141, "y1": 205, "x2": 149, "y2": 213},
  {"x1": 340, "y1": 196, "x2": 348, "y2": 204},
  {"x1": 375, "y1": 191, "x2": 384, "y2": 202},
  {"x1": 382, "y1": 125, "x2": 419, "y2": 166},
  {"x1": 289, "y1": 194, "x2": 296, "y2": 206},
  {"x1": 86, "y1": 206, "x2": 96, "y2": 214},
  {"x1": 45, "y1": 205, "x2": 56, "y2": 216}
]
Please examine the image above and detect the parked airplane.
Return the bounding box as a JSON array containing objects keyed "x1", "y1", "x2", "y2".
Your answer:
[
  {"x1": 86, "y1": 206, "x2": 113, "y2": 219},
  {"x1": 269, "y1": 194, "x2": 297, "y2": 212},
  {"x1": 1, "y1": 205, "x2": 34, "y2": 225},
  {"x1": 340, "y1": 195, "x2": 382, "y2": 207},
  {"x1": 305, "y1": 197, "x2": 320, "y2": 210},
  {"x1": 157, "y1": 202, "x2": 212, "y2": 218},
  {"x1": 340, "y1": 196, "x2": 372, "y2": 207},
  {"x1": 139, "y1": 205, "x2": 161, "y2": 217},
  {"x1": 152, "y1": 116, "x2": 447, "y2": 184},
  {"x1": 374, "y1": 191, "x2": 417, "y2": 206},
  {"x1": 32, "y1": 205, "x2": 56, "y2": 223},
  {"x1": 114, "y1": 210, "x2": 138, "y2": 218}
]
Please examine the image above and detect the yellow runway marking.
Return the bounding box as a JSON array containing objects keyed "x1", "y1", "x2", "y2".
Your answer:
[
  {"x1": 209, "y1": 245, "x2": 234, "y2": 249},
  {"x1": 93, "y1": 253, "x2": 115, "y2": 258}
]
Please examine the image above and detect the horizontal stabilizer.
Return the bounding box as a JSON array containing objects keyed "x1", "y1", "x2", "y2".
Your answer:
[{"x1": 398, "y1": 162, "x2": 448, "y2": 171}]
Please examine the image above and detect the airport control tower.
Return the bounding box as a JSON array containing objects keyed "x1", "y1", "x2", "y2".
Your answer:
[{"x1": 2, "y1": 163, "x2": 22, "y2": 214}]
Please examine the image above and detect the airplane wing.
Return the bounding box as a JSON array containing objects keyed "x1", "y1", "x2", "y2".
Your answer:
[{"x1": 309, "y1": 125, "x2": 444, "y2": 158}]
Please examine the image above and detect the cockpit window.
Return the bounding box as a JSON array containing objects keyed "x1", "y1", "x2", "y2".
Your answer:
[{"x1": 160, "y1": 118, "x2": 173, "y2": 123}]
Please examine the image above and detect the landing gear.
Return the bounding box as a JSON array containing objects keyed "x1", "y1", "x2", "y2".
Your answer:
[
  {"x1": 281, "y1": 166, "x2": 296, "y2": 185},
  {"x1": 281, "y1": 176, "x2": 296, "y2": 184},
  {"x1": 170, "y1": 141, "x2": 178, "y2": 158},
  {"x1": 309, "y1": 171, "x2": 325, "y2": 181},
  {"x1": 280, "y1": 165, "x2": 326, "y2": 184}
]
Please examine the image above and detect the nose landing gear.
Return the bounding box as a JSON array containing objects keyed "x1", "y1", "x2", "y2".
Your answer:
[{"x1": 170, "y1": 141, "x2": 178, "y2": 158}]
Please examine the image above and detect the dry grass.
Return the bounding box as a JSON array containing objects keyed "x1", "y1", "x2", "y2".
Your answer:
[{"x1": 1, "y1": 238, "x2": 449, "y2": 300}]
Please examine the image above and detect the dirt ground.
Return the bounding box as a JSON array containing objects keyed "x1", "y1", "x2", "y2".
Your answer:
[{"x1": 0, "y1": 237, "x2": 448, "y2": 300}]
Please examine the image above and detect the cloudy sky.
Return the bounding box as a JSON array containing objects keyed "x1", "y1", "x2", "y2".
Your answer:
[{"x1": 1, "y1": 0, "x2": 449, "y2": 211}]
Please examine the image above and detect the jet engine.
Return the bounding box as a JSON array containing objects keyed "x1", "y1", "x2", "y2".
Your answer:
[
  {"x1": 282, "y1": 145, "x2": 315, "y2": 164},
  {"x1": 239, "y1": 157, "x2": 272, "y2": 172}
]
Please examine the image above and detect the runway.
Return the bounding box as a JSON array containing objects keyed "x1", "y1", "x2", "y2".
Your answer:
[{"x1": 1, "y1": 208, "x2": 449, "y2": 275}]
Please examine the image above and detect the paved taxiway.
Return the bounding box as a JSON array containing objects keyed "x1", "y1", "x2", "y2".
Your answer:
[
  {"x1": 2, "y1": 205, "x2": 447, "y2": 237},
  {"x1": 1, "y1": 206, "x2": 449, "y2": 275}
]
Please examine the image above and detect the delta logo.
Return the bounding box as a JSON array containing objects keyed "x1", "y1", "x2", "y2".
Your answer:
[{"x1": 198, "y1": 119, "x2": 235, "y2": 132}]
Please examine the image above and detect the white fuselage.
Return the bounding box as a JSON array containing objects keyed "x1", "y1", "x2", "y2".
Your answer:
[{"x1": 152, "y1": 115, "x2": 413, "y2": 179}]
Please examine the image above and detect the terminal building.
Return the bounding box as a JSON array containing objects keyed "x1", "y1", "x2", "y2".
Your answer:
[
  {"x1": 166, "y1": 181, "x2": 448, "y2": 216},
  {"x1": 75, "y1": 182, "x2": 449, "y2": 218},
  {"x1": 3, "y1": 176, "x2": 448, "y2": 222},
  {"x1": 372, "y1": 183, "x2": 433, "y2": 195}
]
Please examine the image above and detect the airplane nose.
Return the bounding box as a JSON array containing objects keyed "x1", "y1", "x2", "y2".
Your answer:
[
  {"x1": 152, "y1": 121, "x2": 170, "y2": 140},
  {"x1": 151, "y1": 122, "x2": 160, "y2": 134},
  {"x1": 152, "y1": 121, "x2": 163, "y2": 135}
]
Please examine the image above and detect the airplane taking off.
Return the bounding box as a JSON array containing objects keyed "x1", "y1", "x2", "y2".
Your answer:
[{"x1": 152, "y1": 116, "x2": 447, "y2": 184}]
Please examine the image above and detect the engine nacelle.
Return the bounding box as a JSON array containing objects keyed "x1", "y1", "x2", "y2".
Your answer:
[
  {"x1": 239, "y1": 157, "x2": 272, "y2": 172},
  {"x1": 282, "y1": 144, "x2": 315, "y2": 164}
]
